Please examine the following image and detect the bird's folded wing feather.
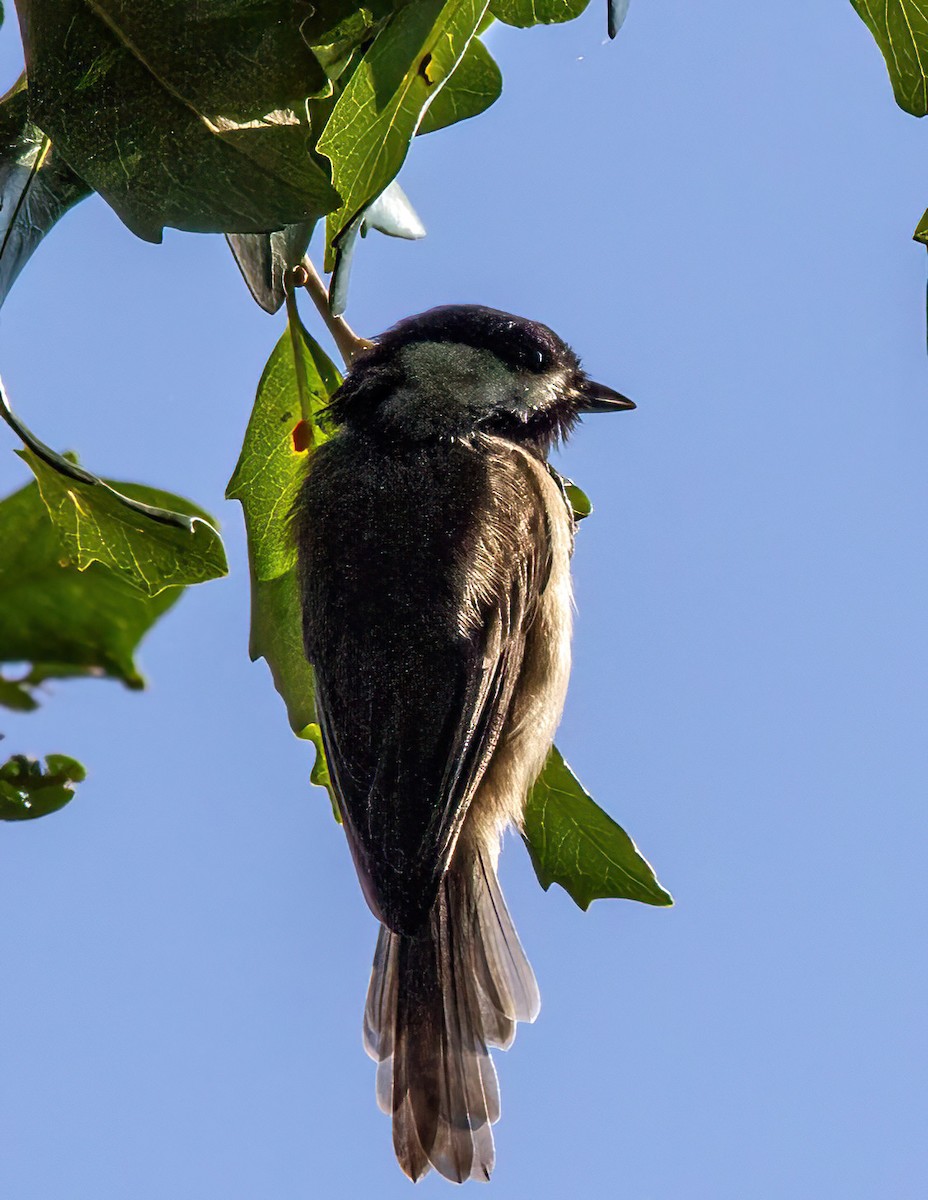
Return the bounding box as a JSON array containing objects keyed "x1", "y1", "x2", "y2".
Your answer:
[{"x1": 302, "y1": 439, "x2": 553, "y2": 933}]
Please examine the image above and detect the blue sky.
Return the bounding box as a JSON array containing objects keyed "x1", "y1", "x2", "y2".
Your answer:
[{"x1": 1, "y1": 3, "x2": 925, "y2": 1197}]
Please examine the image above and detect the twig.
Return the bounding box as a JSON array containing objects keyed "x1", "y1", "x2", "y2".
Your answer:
[{"x1": 293, "y1": 257, "x2": 373, "y2": 367}]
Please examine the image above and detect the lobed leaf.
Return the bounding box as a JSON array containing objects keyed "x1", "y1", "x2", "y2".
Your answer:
[
  {"x1": 0, "y1": 477, "x2": 182, "y2": 686},
  {"x1": 523, "y1": 746, "x2": 673, "y2": 909},
  {"x1": 317, "y1": 0, "x2": 489, "y2": 247},
  {"x1": 229, "y1": 309, "x2": 341, "y2": 743},
  {"x1": 0, "y1": 80, "x2": 91, "y2": 310},
  {"x1": 226, "y1": 308, "x2": 338, "y2": 581},
  {"x1": 248, "y1": 566, "x2": 317, "y2": 735},
  {"x1": 302, "y1": 720, "x2": 341, "y2": 821},
  {"x1": 0, "y1": 752, "x2": 85, "y2": 821},
  {"x1": 850, "y1": 0, "x2": 928, "y2": 116},
  {"x1": 19, "y1": 447, "x2": 227, "y2": 597},
  {"x1": 17, "y1": 0, "x2": 340, "y2": 240}
]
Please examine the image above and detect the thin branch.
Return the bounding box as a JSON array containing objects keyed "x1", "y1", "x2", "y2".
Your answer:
[{"x1": 294, "y1": 257, "x2": 373, "y2": 367}]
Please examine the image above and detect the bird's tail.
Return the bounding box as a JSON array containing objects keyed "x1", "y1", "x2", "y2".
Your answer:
[{"x1": 363, "y1": 847, "x2": 540, "y2": 1183}]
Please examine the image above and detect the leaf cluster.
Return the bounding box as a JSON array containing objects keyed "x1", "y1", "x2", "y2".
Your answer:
[{"x1": 0, "y1": 0, "x2": 626, "y2": 314}]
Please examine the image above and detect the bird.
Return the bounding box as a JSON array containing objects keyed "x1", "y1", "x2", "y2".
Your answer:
[{"x1": 292, "y1": 304, "x2": 634, "y2": 1182}]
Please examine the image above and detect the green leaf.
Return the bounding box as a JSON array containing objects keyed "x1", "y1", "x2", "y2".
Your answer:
[
  {"x1": 418, "y1": 36, "x2": 502, "y2": 135},
  {"x1": 564, "y1": 481, "x2": 592, "y2": 521},
  {"x1": 19, "y1": 447, "x2": 228, "y2": 597},
  {"x1": 248, "y1": 566, "x2": 317, "y2": 734},
  {"x1": 86, "y1": 1, "x2": 329, "y2": 119},
  {"x1": 0, "y1": 378, "x2": 227, "y2": 597},
  {"x1": 226, "y1": 307, "x2": 339, "y2": 581},
  {"x1": 0, "y1": 80, "x2": 91, "y2": 309},
  {"x1": 17, "y1": 0, "x2": 340, "y2": 240},
  {"x1": 490, "y1": 0, "x2": 590, "y2": 28},
  {"x1": 0, "y1": 673, "x2": 39, "y2": 711},
  {"x1": 850, "y1": 0, "x2": 928, "y2": 116},
  {"x1": 229, "y1": 307, "x2": 341, "y2": 735},
  {"x1": 301, "y1": 720, "x2": 341, "y2": 821},
  {"x1": 0, "y1": 752, "x2": 85, "y2": 821},
  {"x1": 914, "y1": 207, "x2": 928, "y2": 244},
  {"x1": 317, "y1": 0, "x2": 489, "y2": 246},
  {"x1": 523, "y1": 746, "x2": 673, "y2": 909},
  {"x1": 0, "y1": 478, "x2": 183, "y2": 687}
]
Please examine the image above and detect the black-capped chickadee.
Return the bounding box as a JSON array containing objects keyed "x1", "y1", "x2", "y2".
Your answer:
[{"x1": 293, "y1": 304, "x2": 633, "y2": 1182}]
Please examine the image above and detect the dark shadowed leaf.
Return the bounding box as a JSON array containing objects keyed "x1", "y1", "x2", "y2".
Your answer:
[
  {"x1": 0, "y1": 81, "x2": 91, "y2": 309},
  {"x1": 227, "y1": 310, "x2": 338, "y2": 580},
  {"x1": 523, "y1": 746, "x2": 673, "y2": 909},
  {"x1": 850, "y1": 1, "x2": 928, "y2": 116},
  {"x1": 0, "y1": 753, "x2": 86, "y2": 821},
  {"x1": 490, "y1": 0, "x2": 589, "y2": 28},
  {"x1": 17, "y1": 0, "x2": 340, "y2": 240},
  {"x1": 227, "y1": 220, "x2": 316, "y2": 314},
  {"x1": 607, "y1": 0, "x2": 630, "y2": 38},
  {"x1": 0, "y1": 478, "x2": 182, "y2": 686},
  {"x1": 86, "y1": 1, "x2": 328, "y2": 118},
  {"x1": 418, "y1": 37, "x2": 501, "y2": 135},
  {"x1": 0, "y1": 674, "x2": 39, "y2": 711},
  {"x1": 317, "y1": 0, "x2": 487, "y2": 247}
]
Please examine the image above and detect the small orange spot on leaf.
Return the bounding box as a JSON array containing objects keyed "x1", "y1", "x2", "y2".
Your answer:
[{"x1": 292, "y1": 420, "x2": 313, "y2": 453}]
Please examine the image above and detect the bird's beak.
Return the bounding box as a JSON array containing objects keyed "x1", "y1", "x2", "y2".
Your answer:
[{"x1": 578, "y1": 379, "x2": 636, "y2": 412}]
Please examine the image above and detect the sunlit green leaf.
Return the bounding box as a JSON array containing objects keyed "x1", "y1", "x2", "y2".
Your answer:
[
  {"x1": 914, "y1": 206, "x2": 928, "y2": 244},
  {"x1": 248, "y1": 566, "x2": 317, "y2": 734},
  {"x1": 523, "y1": 746, "x2": 673, "y2": 909},
  {"x1": 19, "y1": 447, "x2": 227, "y2": 597},
  {"x1": 302, "y1": 720, "x2": 341, "y2": 821},
  {"x1": 564, "y1": 481, "x2": 592, "y2": 520},
  {"x1": 0, "y1": 477, "x2": 183, "y2": 686},
  {"x1": 230, "y1": 308, "x2": 341, "y2": 738},
  {"x1": 418, "y1": 36, "x2": 501, "y2": 135},
  {"x1": 317, "y1": 0, "x2": 488, "y2": 247},
  {"x1": 490, "y1": 0, "x2": 590, "y2": 28},
  {"x1": 850, "y1": 0, "x2": 928, "y2": 116},
  {"x1": 0, "y1": 80, "x2": 91, "y2": 309},
  {"x1": 227, "y1": 308, "x2": 339, "y2": 581},
  {"x1": 0, "y1": 752, "x2": 85, "y2": 821}
]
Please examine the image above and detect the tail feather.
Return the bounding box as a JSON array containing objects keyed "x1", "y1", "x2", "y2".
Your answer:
[{"x1": 364, "y1": 849, "x2": 538, "y2": 1183}]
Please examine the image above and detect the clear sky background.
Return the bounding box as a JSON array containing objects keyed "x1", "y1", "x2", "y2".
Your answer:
[{"x1": 1, "y1": 3, "x2": 925, "y2": 1197}]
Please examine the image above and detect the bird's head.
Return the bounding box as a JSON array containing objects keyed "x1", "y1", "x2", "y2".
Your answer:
[{"x1": 324, "y1": 305, "x2": 634, "y2": 453}]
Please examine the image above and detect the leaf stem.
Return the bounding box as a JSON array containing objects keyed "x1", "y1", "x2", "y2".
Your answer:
[{"x1": 294, "y1": 257, "x2": 372, "y2": 367}]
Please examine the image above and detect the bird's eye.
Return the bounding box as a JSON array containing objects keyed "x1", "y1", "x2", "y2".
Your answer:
[{"x1": 533, "y1": 350, "x2": 545, "y2": 367}]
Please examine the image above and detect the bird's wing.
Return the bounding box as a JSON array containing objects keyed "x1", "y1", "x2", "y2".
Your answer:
[{"x1": 299, "y1": 437, "x2": 553, "y2": 934}]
